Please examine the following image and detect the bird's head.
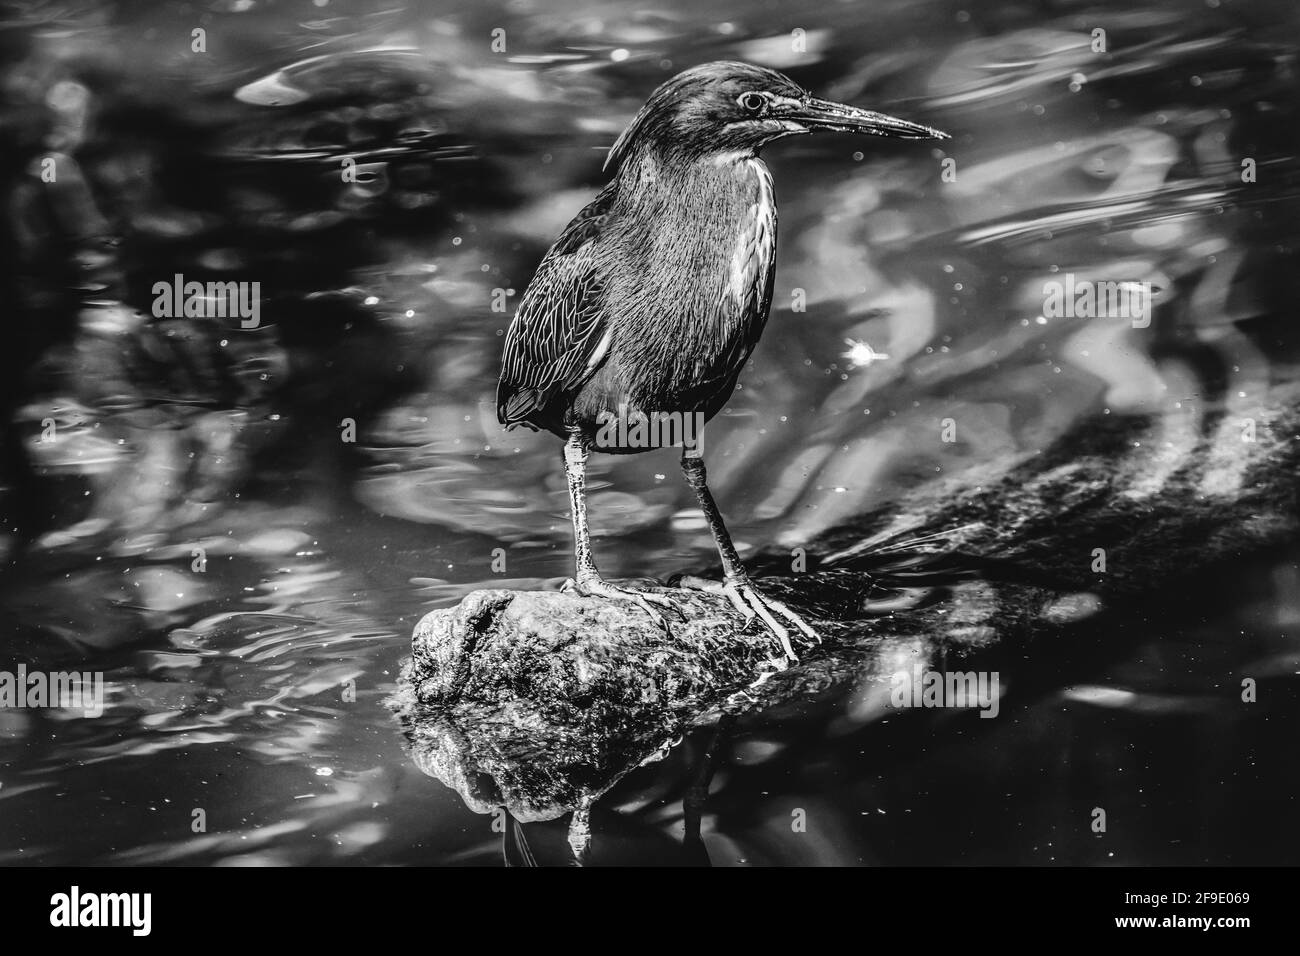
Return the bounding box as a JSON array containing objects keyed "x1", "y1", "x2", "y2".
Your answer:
[{"x1": 605, "y1": 60, "x2": 947, "y2": 172}]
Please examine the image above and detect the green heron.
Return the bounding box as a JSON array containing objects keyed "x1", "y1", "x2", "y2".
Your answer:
[{"x1": 498, "y1": 61, "x2": 946, "y2": 662}]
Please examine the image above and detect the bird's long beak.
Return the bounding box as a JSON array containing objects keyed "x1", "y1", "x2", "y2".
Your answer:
[{"x1": 790, "y1": 97, "x2": 947, "y2": 140}]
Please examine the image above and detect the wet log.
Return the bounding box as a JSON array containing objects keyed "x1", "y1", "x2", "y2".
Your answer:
[
  {"x1": 393, "y1": 579, "x2": 845, "y2": 824},
  {"x1": 392, "y1": 385, "x2": 1300, "y2": 825}
]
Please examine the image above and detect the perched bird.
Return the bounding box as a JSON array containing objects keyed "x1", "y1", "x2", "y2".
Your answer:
[{"x1": 497, "y1": 61, "x2": 946, "y2": 662}]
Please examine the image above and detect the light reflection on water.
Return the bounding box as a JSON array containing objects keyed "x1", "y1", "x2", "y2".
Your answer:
[{"x1": 0, "y1": 0, "x2": 1298, "y2": 864}]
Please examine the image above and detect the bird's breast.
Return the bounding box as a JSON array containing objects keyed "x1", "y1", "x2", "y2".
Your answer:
[
  {"x1": 589, "y1": 155, "x2": 778, "y2": 421},
  {"x1": 722, "y1": 159, "x2": 776, "y2": 317}
]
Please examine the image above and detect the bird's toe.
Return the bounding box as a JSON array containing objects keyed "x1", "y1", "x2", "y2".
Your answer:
[
  {"x1": 723, "y1": 577, "x2": 818, "y2": 663},
  {"x1": 572, "y1": 575, "x2": 674, "y2": 632}
]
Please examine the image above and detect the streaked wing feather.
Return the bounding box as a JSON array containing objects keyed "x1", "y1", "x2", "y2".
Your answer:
[{"x1": 497, "y1": 183, "x2": 616, "y2": 426}]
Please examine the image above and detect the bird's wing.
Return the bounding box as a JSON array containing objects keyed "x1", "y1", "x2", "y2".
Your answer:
[{"x1": 496, "y1": 183, "x2": 616, "y2": 427}]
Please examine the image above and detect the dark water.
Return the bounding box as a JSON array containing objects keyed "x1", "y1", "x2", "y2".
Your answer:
[{"x1": 1, "y1": 0, "x2": 1298, "y2": 864}]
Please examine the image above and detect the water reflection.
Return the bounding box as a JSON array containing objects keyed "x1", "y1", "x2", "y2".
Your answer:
[{"x1": 0, "y1": 0, "x2": 1298, "y2": 865}]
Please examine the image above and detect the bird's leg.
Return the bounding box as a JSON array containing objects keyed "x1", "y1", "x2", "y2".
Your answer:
[
  {"x1": 562, "y1": 430, "x2": 600, "y2": 582},
  {"x1": 561, "y1": 428, "x2": 674, "y2": 627},
  {"x1": 678, "y1": 450, "x2": 817, "y2": 663}
]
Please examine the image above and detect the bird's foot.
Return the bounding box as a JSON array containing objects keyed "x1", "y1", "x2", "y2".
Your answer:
[
  {"x1": 561, "y1": 574, "x2": 676, "y2": 630},
  {"x1": 676, "y1": 574, "x2": 818, "y2": 665}
]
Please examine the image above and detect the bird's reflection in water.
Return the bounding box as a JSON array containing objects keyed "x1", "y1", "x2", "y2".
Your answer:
[{"x1": 496, "y1": 718, "x2": 734, "y2": 867}]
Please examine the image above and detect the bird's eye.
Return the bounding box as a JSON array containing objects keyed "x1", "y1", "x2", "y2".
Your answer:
[{"x1": 738, "y1": 92, "x2": 767, "y2": 112}]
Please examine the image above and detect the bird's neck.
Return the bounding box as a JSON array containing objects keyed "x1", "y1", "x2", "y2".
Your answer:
[{"x1": 615, "y1": 144, "x2": 766, "y2": 195}]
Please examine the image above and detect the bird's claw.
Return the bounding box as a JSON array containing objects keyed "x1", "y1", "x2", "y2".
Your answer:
[
  {"x1": 564, "y1": 575, "x2": 675, "y2": 631},
  {"x1": 677, "y1": 574, "x2": 818, "y2": 664}
]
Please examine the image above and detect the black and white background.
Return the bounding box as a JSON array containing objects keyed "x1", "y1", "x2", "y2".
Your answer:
[{"x1": 0, "y1": 0, "x2": 1295, "y2": 915}]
